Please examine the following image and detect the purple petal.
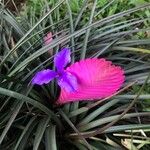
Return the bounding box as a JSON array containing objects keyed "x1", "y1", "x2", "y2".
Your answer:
[
  {"x1": 32, "y1": 69, "x2": 57, "y2": 85},
  {"x1": 57, "y1": 71, "x2": 78, "y2": 92},
  {"x1": 54, "y1": 48, "x2": 71, "y2": 72}
]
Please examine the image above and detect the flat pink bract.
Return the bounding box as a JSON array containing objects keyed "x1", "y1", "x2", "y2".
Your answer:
[{"x1": 57, "y1": 58, "x2": 125, "y2": 104}]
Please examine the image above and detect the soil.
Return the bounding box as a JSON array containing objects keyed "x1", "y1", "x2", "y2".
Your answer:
[{"x1": 4, "y1": 0, "x2": 26, "y2": 12}]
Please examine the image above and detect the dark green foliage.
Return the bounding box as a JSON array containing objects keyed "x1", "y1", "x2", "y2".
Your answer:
[{"x1": 0, "y1": 0, "x2": 150, "y2": 149}]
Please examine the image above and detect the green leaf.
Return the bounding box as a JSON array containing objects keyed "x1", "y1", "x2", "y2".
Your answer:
[
  {"x1": 16, "y1": 118, "x2": 38, "y2": 150},
  {"x1": 45, "y1": 125, "x2": 57, "y2": 150},
  {"x1": 80, "y1": 0, "x2": 97, "y2": 59},
  {"x1": 129, "y1": 0, "x2": 147, "y2": 6},
  {"x1": 66, "y1": 0, "x2": 75, "y2": 62},
  {"x1": 78, "y1": 99, "x2": 120, "y2": 126},
  {"x1": 79, "y1": 112, "x2": 150, "y2": 131},
  {"x1": 112, "y1": 46, "x2": 150, "y2": 54},
  {"x1": 105, "y1": 124, "x2": 150, "y2": 133},
  {"x1": 14, "y1": 116, "x2": 37, "y2": 150},
  {"x1": 0, "y1": 0, "x2": 65, "y2": 67},
  {"x1": 59, "y1": 110, "x2": 93, "y2": 150},
  {"x1": 7, "y1": 4, "x2": 150, "y2": 76},
  {"x1": 0, "y1": 87, "x2": 61, "y2": 125},
  {"x1": 0, "y1": 101, "x2": 23, "y2": 145},
  {"x1": 33, "y1": 117, "x2": 50, "y2": 150}
]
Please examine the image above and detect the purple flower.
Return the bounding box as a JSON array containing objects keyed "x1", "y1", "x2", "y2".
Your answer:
[{"x1": 32, "y1": 48, "x2": 78, "y2": 92}]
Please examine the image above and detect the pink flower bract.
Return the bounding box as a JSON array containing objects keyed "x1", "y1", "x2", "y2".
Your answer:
[
  {"x1": 57, "y1": 58, "x2": 125, "y2": 104},
  {"x1": 44, "y1": 32, "x2": 53, "y2": 55},
  {"x1": 44, "y1": 32, "x2": 53, "y2": 45}
]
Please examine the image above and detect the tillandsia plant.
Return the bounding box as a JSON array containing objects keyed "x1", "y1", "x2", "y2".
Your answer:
[
  {"x1": 32, "y1": 48, "x2": 125, "y2": 104},
  {"x1": 0, "y1": 0, "x2": 150, "y2": 150}
]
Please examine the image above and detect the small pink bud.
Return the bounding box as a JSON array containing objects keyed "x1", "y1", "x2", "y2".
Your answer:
[{"x1": 44, "y1": 32, "x2": 53, "y2": 55}]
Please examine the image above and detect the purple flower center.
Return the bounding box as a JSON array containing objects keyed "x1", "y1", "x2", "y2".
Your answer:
[{"x1": 32, "y1": 48, "x2": 78, "y2": 92}]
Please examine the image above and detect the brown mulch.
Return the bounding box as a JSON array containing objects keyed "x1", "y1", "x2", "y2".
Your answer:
[{"x1": 4, "y1": 0, "x2": 26, "y2": 12}]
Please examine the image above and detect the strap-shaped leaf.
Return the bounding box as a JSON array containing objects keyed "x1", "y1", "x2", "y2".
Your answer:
[{"x1": 33, "y1": 117, "x2": 50, "y2": 150}]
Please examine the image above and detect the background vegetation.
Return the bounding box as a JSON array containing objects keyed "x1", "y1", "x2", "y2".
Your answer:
[{"x1": 0, "y1": 0, "x2": 150, "y2": 149}]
